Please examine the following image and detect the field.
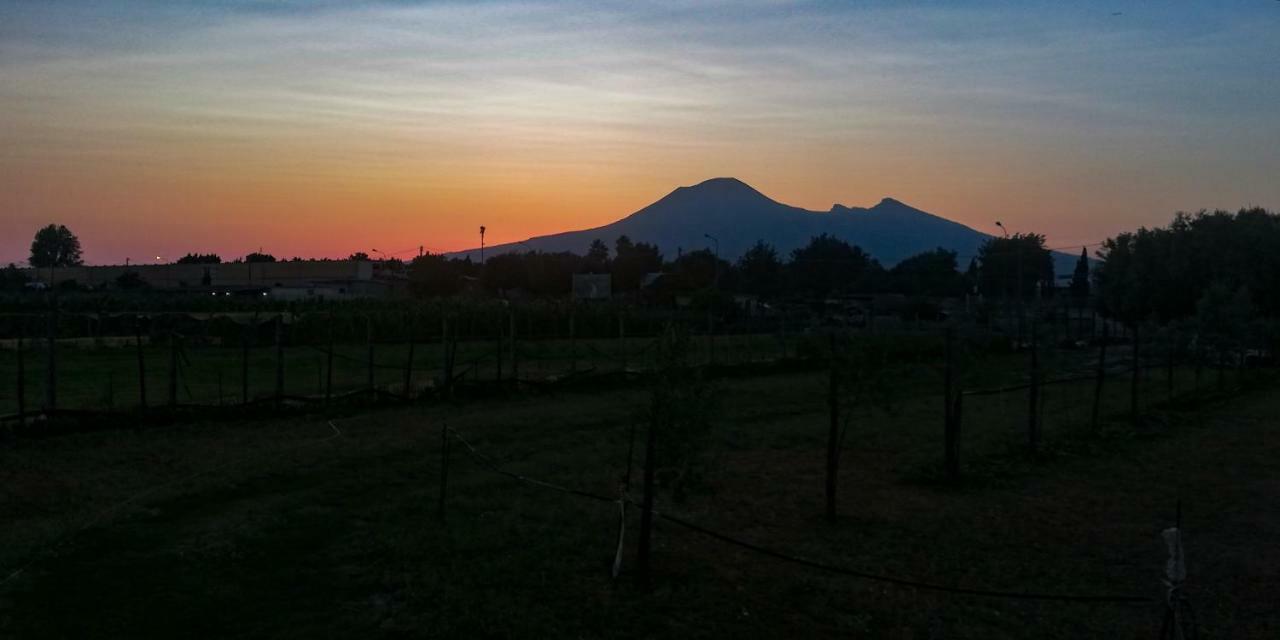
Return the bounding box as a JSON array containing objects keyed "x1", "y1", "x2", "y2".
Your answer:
[{"x1": 1, "y1": 346, "x2": 1275, "y2": 638}]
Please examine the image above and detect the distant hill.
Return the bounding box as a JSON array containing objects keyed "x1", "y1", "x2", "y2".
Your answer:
[{"x1": 452, "y1": 177, "x2": 1079, "y2": 275}]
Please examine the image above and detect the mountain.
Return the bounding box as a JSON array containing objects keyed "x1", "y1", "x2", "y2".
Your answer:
[{"x1": 452, "y1": 177, "x2": 1078, "y2": 274}]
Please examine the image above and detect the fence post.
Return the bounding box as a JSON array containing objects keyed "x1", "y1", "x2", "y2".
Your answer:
[
  {"x1": 495, "y1": 312, "x2": 503, "y2": 382},
  {"x1": 636, "y1": 396, "x2": 658, "y2": 588},
  {"x1": 169, "y1": 330, "x2": 180, "y2": 408},
  {"x1": 1166, "y1": 329, "x2": 1176, "y2": 404},
  {"x1": 944, "y1": 327, "x2": 959, "y2": 481},
  {"x1": 1131, "y1": 324, "x2": 1141, "y2": 423},
  {"x1": 569, "y1": 308, "x2": 577, "y2": 373},
  {"x1": 270, "y1": 316, "x2": 284, "y2": 407},
  {"x1": 509, "y1": 309, "x2": 518, "y2": 384},
  {"x1": 325, "y1": 312, "x2": 335, "y2": 404},
  {"x1": 618, "y1": 311, "x2": 627, "y2": 373},
  {"x1": 825, "y1": 333, "x2": 841, "y2": 523},
  {"x1": 1091, "y1": 322, "x2": 1109, "y2": 433},
  {"x1": 438, "y1": 421, "x2": 451, "y2": 522},
  {"x1": 404, "y1": 313, "x2": 417, "y2": 399},
  {"x1": 241, "y1": 321, "x2": 250, "y2": 405},
  {"x1": 366, "y1": 314, "x2": 375, "y2": 395},
  {"x1": 950, "y1": 392, "x2": 964, "y2": 480},
  {"x1": 16, "y1": 321, "x2": 26, "y2": 424},
  {"x1": 136, "y1": 317, "x2": 149, "y2": 409},
  {"x1": 45, "y1": 307, "x2": 57, "y2": 412},
  {"x1": 1027, "y1": 320, "x2": 1041, "y2": 454}
]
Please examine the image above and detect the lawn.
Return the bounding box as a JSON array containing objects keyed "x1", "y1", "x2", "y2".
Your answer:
[{"x1": 0, "y1": 361, "x2": 1275, "y2": 638}]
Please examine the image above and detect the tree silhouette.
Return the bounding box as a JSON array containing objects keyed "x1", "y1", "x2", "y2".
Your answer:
[
  {"x1": 736, "y1": 240, "x2": 782, "y2": 297},
  {"x1": 244, "y1": 252, "x2": 276, "y2": 264},
  {"x1": 977, "y1": 234, "x2": 1053, "y2": 300},
  {"x1": 177, "y1": 253, "x2": 221, "y2": 264},
  {"x1": 1069, "y1": 247, "x2": 1090, "y2": 299},
  {"x1": 29, "y1": 224, "x2": 83, "y2": 268},
  {"x1": 787, "y1": 234, "x2": 877, "y2": 298}
]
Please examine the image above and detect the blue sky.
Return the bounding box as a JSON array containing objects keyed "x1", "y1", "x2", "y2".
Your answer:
[{"x1": 2, "y1": 0, "x2": 1277, "y2": 264}]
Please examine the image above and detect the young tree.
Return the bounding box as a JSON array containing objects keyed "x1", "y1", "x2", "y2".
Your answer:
[
  {"x1": 29, "y1": 224, "x2": 83, "y2": 268},
  {"x1": 1069, "y1": 247, "x2": 1090, "y2": 299}
]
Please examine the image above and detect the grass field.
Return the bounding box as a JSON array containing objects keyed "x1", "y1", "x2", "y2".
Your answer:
[{"x1": 0, "y1": 354, "x2": 1275, "y2": 638}]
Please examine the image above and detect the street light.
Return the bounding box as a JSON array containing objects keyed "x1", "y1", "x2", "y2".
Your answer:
[
  {"x1": 479, "y1": 226, "x2": 486, "y2": 264},
  {"x1": 995, "y1": 221, "x2": 1009, "y2": 238}
]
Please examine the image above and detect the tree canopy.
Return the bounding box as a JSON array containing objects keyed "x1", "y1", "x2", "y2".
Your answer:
[{"x1": 29, "y1": 224, "x2": 83, "y2": 268}]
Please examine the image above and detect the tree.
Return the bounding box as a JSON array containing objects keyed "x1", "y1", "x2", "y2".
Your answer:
[
  {"x1": 1069, "y1": 247, "x2": 1090, "y2": 299},
  {"x1": 244, "y1": 252, "x2": 276, "y2": 263},
  {"x1": 670, "y1": 248, "x2": 728, "y2": 291},
  {"x1": 29, "y1": 224, "x2": 83, "y2": 268},
  {"x1": 736, "y1": 240, "x2": 783, "y2": 297},
  {"x1": 408, "y1": 253, "x2": 462, "y2": 297},
  {"x1": 585, "y1": 239, "x2": 610, "y2": 273},
  {"x1": 888, "y1": 248, "x2": 963, "y2": 297},
  {"x1": 612, "y1": 235, "x2": 663, "y2": 292},
  {"x1": 348, "y1": 252, "x2": 370, "y2": 262},
  {"x1": 976, "y1": 233, "x2": 1053, "y2": 300},
  {"x1": 787, "y1": 234, "x2": 878, "y2": 297},
  {"x1": 176, "y1": 253, "x2": 221, "y2": 264}
]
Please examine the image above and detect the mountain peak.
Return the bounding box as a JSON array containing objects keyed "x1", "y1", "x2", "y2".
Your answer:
[{"x1": 677, "y1": 177, "x2": 766, "y2": 199}]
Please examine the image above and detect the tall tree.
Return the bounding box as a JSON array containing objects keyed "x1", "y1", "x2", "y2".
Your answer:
[
  {"x1": 787, "y1": 234, "x2": 878, "y2": 298},
  {"x1": 611, "y1": 235, "x2": 662, "y2": 291},
  {"x1": 888, "y1": 248, "x2": 963, "y2": 297},
  {"x1": 585, "y1": 239, "x2": 610, "y2": 273},
  {"x1": 736, "y1": 240, "x2": 783, "y2": 297},
  {"x1": 1069, "y1": 247, "x2": 1090, "y2": 299},
  {"x1": 29, "y1": 224, "x2": 83, "y2": 268},
  {"x1": 976, "y1": 233, "x2": 1053, "y2": 300}
]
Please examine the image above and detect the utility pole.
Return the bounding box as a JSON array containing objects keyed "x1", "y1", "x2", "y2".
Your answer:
[{"x1": 479, "y1": 226, "x2": 486, "y2": 264}]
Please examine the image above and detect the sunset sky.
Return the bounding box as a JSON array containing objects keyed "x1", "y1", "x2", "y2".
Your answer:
[{"x1": 3, "y1": 0, "x2": 1277, "y2": 265}]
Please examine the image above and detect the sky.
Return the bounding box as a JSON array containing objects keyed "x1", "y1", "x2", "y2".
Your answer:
[{"x1": 2, "y1": 0, "x2": 1278, "y2": 265}]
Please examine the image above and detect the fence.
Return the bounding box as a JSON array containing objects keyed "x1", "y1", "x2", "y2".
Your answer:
[{"x1": 0, "y1": 304, "x2": 808, "y2": 426}]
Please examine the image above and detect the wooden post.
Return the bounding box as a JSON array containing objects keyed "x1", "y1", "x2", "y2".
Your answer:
[
  {"x1": 15, "y1": 321, "x2": 26, "y2": 424},
  {"x1": 636, "y1": 397, "x2": 658, "y2": 588},
  {"x1": 706, "y1": 307, "x2": 714, "y2": 366},
  {"x1": 136, "y1": 318, "x2": 149, "y2": 408},
  {"x1": 1091, "y1": 322, "x2": 1109, "y2": 433},
  {"x1": 944, "y1": 327, "x2": 958, "y2": 481},
  {"x1": 440, "y1": 314, "x2": 449, "y2": 394},
  {"x1": 168, "y1": 331, "x2": 180, "y2": 408},
  {"x1": 438, "y1": 422, "x2": 451, "y2": 522},
  {"x1": 240, "y1": 322, "x2": 250, "y2": 405},
  {"x1": 495, "y1": 312, "x2": 503, "y2": 382},
  {"x1": 45, "y1": 308, "x2": 57, "y2": 412},
  {"x1": 274, "y1": 315, "x2": 285, "y2": 408},
  {"x1": 509, "y1": 309, "x2": 518, "y2": 383},
  {"x1": 404, "y1": 314, "x2": 417, "y2": 398},
  {"x1": 1131, "y1": 324, "x2": 1141, "y2": 423},
  {"x1": 366, "y1": 314, "x2": 375, "y2": 394},
  {"x1": 569, "y1": 308, "x2": 577, "y2": 373},
  {"x1": 618, "y1": 311, "x2": 627, "y2": 373},
  {"x1": 950, "y1": 392, "x2": 964, "y2": 480},
  {"x1": 825, "y1": 333, "x2": 840, "y2": 523},
  {"x1": 1028, "y1": 321, "x2": 1041, "y2": 454},
  {"x1": 325, "y1": 313, "x2": 335, "y2": 404}
]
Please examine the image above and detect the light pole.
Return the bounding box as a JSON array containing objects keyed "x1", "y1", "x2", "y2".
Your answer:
[
  {"x1": 479, "y1": 226, "x2": 486, "y2": 264},
  {"x1": 995, "y1": 221, "x2": 1009, "y2": 238}
]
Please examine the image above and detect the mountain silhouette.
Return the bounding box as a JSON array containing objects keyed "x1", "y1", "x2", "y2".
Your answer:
[{"x1": 454, "y1": 177, "x2": 1076, "y2": 273}]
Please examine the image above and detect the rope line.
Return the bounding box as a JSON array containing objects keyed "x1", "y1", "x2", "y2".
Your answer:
[{"x1": 443, "y1": 426, "x2": 1153, "y2": 605}]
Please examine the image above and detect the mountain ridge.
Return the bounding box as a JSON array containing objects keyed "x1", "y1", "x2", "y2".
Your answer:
[{"x1": 451, "y1": 178, "x2": 1078, "y2": 274}]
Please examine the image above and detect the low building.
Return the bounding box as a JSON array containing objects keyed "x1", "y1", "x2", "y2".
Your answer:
[{"x1": 22, "y1": 260, "x2": 394, "y2": 298}]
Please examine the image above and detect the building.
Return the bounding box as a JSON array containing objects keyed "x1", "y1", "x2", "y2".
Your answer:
[{"x1": 22, "y1": 260, "x2": 396, "y2": 298}]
